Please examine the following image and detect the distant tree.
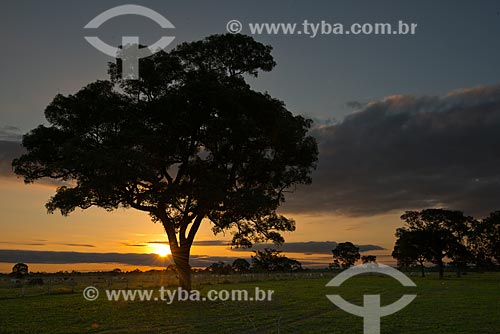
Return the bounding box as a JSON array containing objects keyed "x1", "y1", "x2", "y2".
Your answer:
[
  {"x1": 470, "y1": 211, "x2": 500, "y2": 267},
  {"x1": 251, "y1": 248, "x2": 302, "y2": 272},
  {"x1": 205, "y1": 262, "x2": 233, "y2": 275},
  {"x1": 279, "y1": 257, "x2": 303, "y2": 272},
  {"x1": 12, "y1": 34, "x2": 318, "y2": 290},
  {"x1": 11, "y1": 263, "x2": 29, "y2": 278},
  {"x1": 331, "y1": 242, "x2": 360, "y2": 269},
  {"x1": 361, "y1": 255, "x2": 377, "y2": 264},
  {"x1": 399, "y1": 209, "x2": 475, "y2": 278},
  {"x1": 392, "y1": 229, "x2": 431, "y2": 277},
  {"x1": 232, "y1": 258, "x2": 251, "y2": 273},
  {"x1": 111, "y1": 268, "x2": 122, "y2": 275}
]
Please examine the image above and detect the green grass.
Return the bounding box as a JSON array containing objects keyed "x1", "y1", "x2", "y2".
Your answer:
[{"x1": 1, "y1": 272, "x2": 499, "y2": 333}]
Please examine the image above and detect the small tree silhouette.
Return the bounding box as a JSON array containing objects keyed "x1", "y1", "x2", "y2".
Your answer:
[
  {"x1": 330, "y1": 242, "x2": 360, "y2": 269},
  {"x1": 11, "y1": 263, "x2": 29, "y2": 278},
  {"x1": 232, "y1": 258, "x2": 251, "y2": 272},
  {"x1": 361, "y1": 255, "x2": 377, "y2": 264}
]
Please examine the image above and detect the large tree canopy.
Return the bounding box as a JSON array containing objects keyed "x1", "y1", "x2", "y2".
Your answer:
[
  {"x1": 395, "y1": 209, "x2": 475, "y2": 278},
  {"x1": 12, "y1": 34, "x2": 318, "y2": 289}
]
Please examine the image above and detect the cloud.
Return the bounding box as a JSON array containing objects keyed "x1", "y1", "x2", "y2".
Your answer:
[
  {"x1": 230, "y1": 241, "x2": 384, "y2": 254},
  {"x1": 283, "y1": 84, "x2": 500, "y2": 217},
  {"x1": 0, "y1": 140, "x2": 24, "y2": 176},
  {"x1": 0, "y1": 247, "x2": 385, "y2": 270},
  {"x1": 0, "y1": 241, "x2": 95, "y2": 248},
  {"x1": 5, "y1": 84, "x2": 500, "y2": 218},
  {"x1": 0, "y1": 249, "x2": 245, "y2": 268},
  {"x1": 0, "y1": 241, "x2": 46, "y2": 246},
  {"x1": 193, "y1": 240, "x2": 230, "y2": 246},
  {"x1": 54, "y1": 243, "x2": 96, "y2": 248},
  {"x1": 0, "y1": 249, "x2": 165, "y2": 266},
  {"x1": 0, "y1": 125, "x2": 22, "y2": 141},
  {"x1": 345, "y1": 101, "x2": 365, "y2": 109},
  {"x1": 146, "y1": 240, "x2": 230, "y2": 246},
  {"x1": 146, "y1": 240, "x2": 383, "y2": 254}
]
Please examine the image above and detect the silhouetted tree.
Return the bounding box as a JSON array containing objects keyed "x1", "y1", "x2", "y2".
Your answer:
[
  {"x1": 330, "y1": 242, "x2": 360, "y2": 269},
  {"x1": 12, "y1": 34, "x2": 318, "y2": 290},
  {"x1": 232, "y1": 258, "x2": 251, "y2": 272},
  {"x1": 111, "y1": 268, "x2": 122, "y2": 275},
  {"x1": 399, "y1": 209, "x2": 474, "y2": 278},
  {"x1": 392, "y1": 229, "x2": 431, "y2": 277},
  {"x1": 11, "y1": 263, "x2": 29, "y2": 278},
  {"x1": 205, "y1": 262, "x2": 233, "y2": 275},
  {"x1": 361, "y1": 255, "x2": 377, "y2": 264},
  {"x1": 251, "y1": 248, "x2": 302, "y2": 272},
  {"x1": 470, "y1": 211, "x2": 500, "y2": 267}
]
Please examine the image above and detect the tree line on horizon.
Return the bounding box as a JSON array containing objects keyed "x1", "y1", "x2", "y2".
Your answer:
[
  {"x1": 392, "y1": 208, "x2": 500, "y2": 278},
  {"x1": 210, "y1": 207, "x2": 500, "y2": 278},
  {"x1": 9, "y1": 205, "x2": 500, "y2": 280}
]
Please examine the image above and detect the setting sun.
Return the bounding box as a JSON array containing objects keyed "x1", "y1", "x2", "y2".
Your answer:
[{"x1": 152, "y1": 243, "x2": 171, "y2": 257}]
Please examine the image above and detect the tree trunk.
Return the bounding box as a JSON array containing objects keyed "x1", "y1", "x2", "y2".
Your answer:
[
  {"x1": 171, "y1": 245, "x2": 192, "y2": 291},
  {"x1": 419, "y1": 262, "x2": 425, "y2": 278},
  {"x1": 437, "y1": 260, "x2": 444, "y2": 279},
  {"x1": 455, "y1": 263, "x2": 462, "y2": 278}
]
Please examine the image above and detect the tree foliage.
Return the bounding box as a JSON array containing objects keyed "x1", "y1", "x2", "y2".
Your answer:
[
  {"x1": 330, "y1": 242, "x2": 360, "y2": 269},
  {"x1": 251, "y1": 248, "x2": 302, "y2": 272},
  {"x1": 205, "y1": 262, "x2": 233, "y2": 275},
  {"x1": 11, "y1": 263, "x2": 29, "y2": 278},
  {"x1": 232, "y1": 258, "x2": 251, "y2": 272},
  {"x1": 394, "y1": 209, "x2": 475, "y2": 278},
  {"x1": 361, "y1": 255, "x2": 377, "y2": 264},
  {"x1": 12, "y1": 34, "x2": 318, "y2": 289},
  {"x1": 470, "y1": 211, "x2": 500, "y2": 268}
]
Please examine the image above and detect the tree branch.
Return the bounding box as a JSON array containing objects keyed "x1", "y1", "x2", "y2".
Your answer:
[{"x1": 186, "y1": 215, "x2": 204, "y2": 246}]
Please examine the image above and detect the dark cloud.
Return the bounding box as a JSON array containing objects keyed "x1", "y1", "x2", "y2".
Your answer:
[
  {"x1": 284, "y1": 84, "x2": 500, "y2": 217},
  {"x1": 0, "y1": 125, "x2": 22, "y2": 141},
  {"x1": 0, "y1": 140, "x2": 24, "y2": 176},
  {"x1": 147, "y1": 240, "x2": 383, "y2": 254},
  {"x1": 0, "y1": 249, "x2": 246, "y2": 268},
  {"x1": 0, "y1": 243, "x2": 384, "y2": 269},
  {"x1": 345, "y1": 101, "x2": 364, "y2": 109},
  {"x1": 54, "y1": 243, "x2": 96, "y2": 248},
  {"x1": 5, "y1": 84, "x2": 500, "y2": 218},
  {"x1": 147, "y1": 240, "x2": 230, "y2": 246},
  {"x1": 0, "y1": 249, "x2": 165, "y2": 266},
  {"x1": 0, "y1": 241, "x2": 46, "y2": 246},
  {"x1": 0, "y1": 241, "x2": 95, "y2": 248},
  {"x1": 193, "y1": 240, "x2": 230, "y2": 246},
  {"x1": 230, "y1": 241, "x2": 384, "y2": 254}
]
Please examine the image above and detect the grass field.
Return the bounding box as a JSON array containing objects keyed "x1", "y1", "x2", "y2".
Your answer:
[{"x1": 0, "y1": 272, "x2": 499, "y2": 333}]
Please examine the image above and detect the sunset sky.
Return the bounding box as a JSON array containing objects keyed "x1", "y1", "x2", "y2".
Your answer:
[{"x1": 1, "y1": 0, "x2": 500, "y2": 272}]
